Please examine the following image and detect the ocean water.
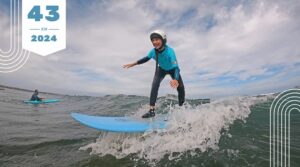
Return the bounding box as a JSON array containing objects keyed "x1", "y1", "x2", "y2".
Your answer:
[{"x1": 0, "y1": 87, "x2": 299, "y2": 167}]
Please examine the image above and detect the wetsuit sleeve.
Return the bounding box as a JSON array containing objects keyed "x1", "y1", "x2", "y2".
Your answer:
[
  {"x1": 137, "y1": 56, "x2": 151, "y2": 64},
  {"x1": 136, "y1": 49, "x2": 155, "y2": 65},
  {"x1": 169, "y1": 48, "x2": 180, "y2": 80},
  {"x1": 174, "y1": 67, "x2": 180, "y2": 81},
  {"x1": 147, "y1": 49, "x2": 155, "y2": 59},
  {"x1": 30, "y1": 95, "x2": 35, "y2": 101}
]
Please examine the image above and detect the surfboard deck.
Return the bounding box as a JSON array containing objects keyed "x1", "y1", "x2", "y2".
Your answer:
[
  {"x1": 23, "y1": 99, "x2": 60, "y2": 104},
  {"x1": 71, "y1": 113, "x2": 166, "y2": 132}
]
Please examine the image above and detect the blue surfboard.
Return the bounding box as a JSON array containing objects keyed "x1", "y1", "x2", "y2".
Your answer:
[
  {"x1": 23, "y1": 99, "x2": 60, "y2": 104},
  {"x1": 71, "y1": 113, "x2": 166, "y2": 132}
]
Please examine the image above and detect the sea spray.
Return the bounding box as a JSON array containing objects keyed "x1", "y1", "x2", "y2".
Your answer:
[{"x1": 80, "y1": 95, "x2": 272, "y2": 162}]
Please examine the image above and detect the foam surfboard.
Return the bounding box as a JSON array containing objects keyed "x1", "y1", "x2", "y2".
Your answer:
[
  {"x1": 71, "y1": 113, "x2": 166, "y2": 132},
  {"x1": 23, "y1": 99, "x2": 60, "y2": 104}
]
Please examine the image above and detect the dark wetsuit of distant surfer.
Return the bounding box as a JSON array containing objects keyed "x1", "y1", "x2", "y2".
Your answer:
[
  {"x1": 123, "y1": 30, "x2": 185, "y2": 118},
  {"x1": 30, "y1": 89, "x2": 42, "y2": 101}
]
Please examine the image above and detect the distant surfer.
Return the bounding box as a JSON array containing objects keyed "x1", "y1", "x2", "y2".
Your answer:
[
  {"x1": 30, "y1": 89, "x2": 43, "y2": 101},
  {"x1": 123, "y1": 30, "x2": 185, "y2": 118}
]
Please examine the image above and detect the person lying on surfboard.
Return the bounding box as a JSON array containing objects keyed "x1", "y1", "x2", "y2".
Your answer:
[
  {"x1": 30, "y1": 89, "x2": 43, "y2": 101},
  {"x1": 123, "y1": 30, "x2": 185, "y2": 118}
]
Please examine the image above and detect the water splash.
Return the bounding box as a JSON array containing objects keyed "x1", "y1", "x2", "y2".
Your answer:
[{"x1": 80, "y1": 95, "x2": 272, "y2": 162}]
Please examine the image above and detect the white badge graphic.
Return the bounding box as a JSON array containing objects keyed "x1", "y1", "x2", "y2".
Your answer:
[{"x1": 22, "y1": 0, "x2": 66, "y2": 56}]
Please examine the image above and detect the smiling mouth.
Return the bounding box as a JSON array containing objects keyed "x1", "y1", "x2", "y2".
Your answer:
[{"x1": 154, "y1": 44, "x2": 160, "y2": 48}]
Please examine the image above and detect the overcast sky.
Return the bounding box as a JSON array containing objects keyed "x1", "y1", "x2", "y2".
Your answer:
[{"x1": 0, "y1": 0, "x2": 299, "y2": 98}]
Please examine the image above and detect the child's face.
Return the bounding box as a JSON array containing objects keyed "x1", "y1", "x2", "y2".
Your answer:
[{"x1": 151, "y1": 38, "x2": 163, "y2": 49}]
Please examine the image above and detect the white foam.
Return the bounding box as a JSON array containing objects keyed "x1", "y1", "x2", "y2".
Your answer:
[{"x1": 80, "y1": 96, "x2": 270, "y2": 162}]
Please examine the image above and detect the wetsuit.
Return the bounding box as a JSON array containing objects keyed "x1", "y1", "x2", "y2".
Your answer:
[
  {"x1": 137, "y1": 45, "x2": 185, "y2": 106},
  {"x1": 30, "y1": 93, "x2": 41, "y2": 101}
]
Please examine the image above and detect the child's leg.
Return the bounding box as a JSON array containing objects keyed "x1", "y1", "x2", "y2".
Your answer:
[
  {"x1": 177, "y1": 75, "x2": 185, "y2": 106},
  {"x1": 169, "y1": 69, "x2": 185, "y2": 106},
  {"x1": 150, "y1": 67, "x2": 166, "y2": 106}
]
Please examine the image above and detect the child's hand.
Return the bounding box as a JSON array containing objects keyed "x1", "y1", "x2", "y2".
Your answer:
[
  {"x1": 123, "y1": 62, "x2": 136, "y2": 69},
  {"x1": 170, "y1": 79, "x2": 179, "y2": 89}
]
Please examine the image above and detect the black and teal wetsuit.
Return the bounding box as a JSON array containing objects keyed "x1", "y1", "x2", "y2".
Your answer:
[{"x1": 137, "y1": 45, "x2": 185, "y2": 106}]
